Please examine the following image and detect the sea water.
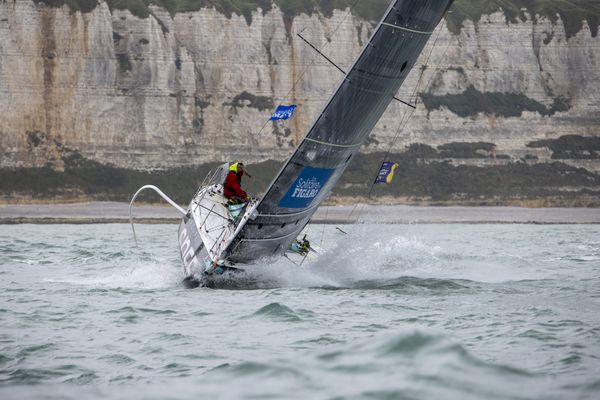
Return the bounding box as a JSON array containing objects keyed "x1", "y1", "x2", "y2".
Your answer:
[{"x1": 0, "y1": 223, "x2": 599, "y2": 399}]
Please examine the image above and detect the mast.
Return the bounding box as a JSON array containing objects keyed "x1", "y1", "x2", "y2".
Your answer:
[{"x1": 225, "y1": 0, "x2": 455, "y2": 263}]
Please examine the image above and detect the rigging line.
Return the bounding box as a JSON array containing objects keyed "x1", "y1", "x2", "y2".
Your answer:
[
  {"x1": 348, "y1": 104, "x2": 415, "y2": 227},
  {"x1": 297, "y1": 32, "x2": 416, "y2": 109},
  {"x1": 344, "y1": 86, "x2": 415, "y2": 227},
  {"x1": 349, "y1": 17, "x2": 456, "y2": 228},
  {"x1": 297, "y1": 32, "x2": 346, "y2": 75},
  {"x1": 393, "y1": 96, "x2": 417, "y2": 109},
  {"x1": 256, "y1": 118, "x2": 272, "y2": 138},
  {"x1": 370, "y1": 16, "x2": 448, "y2": 175},
  {"x1": 409, "y1": 15, "x2": 447, "y2": 104},
  {"x1": 319, "y1": 202, "x2": 330, "y2": 248},
  {"x1": 349, "y1": 16, "x2": 451, "y2": 229},
  {"x1": 253, "y1": 0, "x2": 364, "y2": 137},
  {"x1": 347, "y1": 202, "x2": 360, "y2": 221},
  {"x1": 419, "y1": 26, "x2": 458, "y2": 103}
]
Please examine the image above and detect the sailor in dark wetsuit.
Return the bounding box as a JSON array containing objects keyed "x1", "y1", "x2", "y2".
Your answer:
[{"x1": 223, "y1": 162, "x2": 248, "y2": 204}]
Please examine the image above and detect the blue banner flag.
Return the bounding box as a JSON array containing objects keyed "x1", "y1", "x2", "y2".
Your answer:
[
  {"x1": 374, "y1": 162, "x2": 399, "y2": 184},
  {"x1": 270, "y1": 105, "x2": 297, "y2": 120}
]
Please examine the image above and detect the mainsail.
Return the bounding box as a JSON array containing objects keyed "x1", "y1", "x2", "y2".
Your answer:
[{"x1": 221, "y1": 0, "x2": 454, "y2": 263}]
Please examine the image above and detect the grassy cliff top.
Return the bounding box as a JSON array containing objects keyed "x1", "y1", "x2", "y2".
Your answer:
[
  {"x1": 35, "y1": 0, "x2": 390, "y2": 23},
  {"x1": 448, "y1": 0, "x2": 599, "y2": 38},
  {"x1": 33, "y1": 1, "x2": 600, "y2": 37}
]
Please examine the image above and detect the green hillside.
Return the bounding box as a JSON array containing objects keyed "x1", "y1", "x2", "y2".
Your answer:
[
  {"x1": 34, "y1": 0, "x2": 600, "y2": 37},
  {"x1": 34, "y1": 0, "x2": 390, "y2": 23},
  {"x1": 3, "y1": 146, "x2": 599, "y2": 206},
  {"x1": 448, "y1": 0, "x2": 599, "y2": 38}
]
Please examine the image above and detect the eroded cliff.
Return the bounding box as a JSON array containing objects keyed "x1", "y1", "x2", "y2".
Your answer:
[{"x1": 1, "y1": 0, "x2": 599, "y2": 204}]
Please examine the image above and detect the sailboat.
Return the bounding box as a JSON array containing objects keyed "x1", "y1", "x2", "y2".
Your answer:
[{"x1": 130, "y1": 0, "x2": 454, "y2": 287}]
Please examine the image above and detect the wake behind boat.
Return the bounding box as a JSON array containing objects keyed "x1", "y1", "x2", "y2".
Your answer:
[{"x1": 130, "y1": 0, "x2": 454, "y2": 287}]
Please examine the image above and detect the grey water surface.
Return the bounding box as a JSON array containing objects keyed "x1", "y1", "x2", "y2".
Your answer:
[{"x1": 1, "y1": 223, "x2": 599, "y2": 399}]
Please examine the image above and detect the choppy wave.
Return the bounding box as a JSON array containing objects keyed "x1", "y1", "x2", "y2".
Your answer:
[
  {"x1": 208, "y1": 225, "x2": 557, "y2": 289},
  {"x1": 192, "y1": 330, "x2": 550, "y2": 400},
  {"x1": 7, "y1": 223, "x2": 597, "y2": 290},
  {"x1": 1, "y1": 223, "x2": 599, "y2": 399},
  {"x1": 44, "y1": 259, "x2": 182, "y2": 290}
]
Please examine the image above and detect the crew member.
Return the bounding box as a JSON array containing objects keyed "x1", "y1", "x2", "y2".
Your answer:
[{"x1": 223, "y1": 162, "x2": 248, "y2": 204}]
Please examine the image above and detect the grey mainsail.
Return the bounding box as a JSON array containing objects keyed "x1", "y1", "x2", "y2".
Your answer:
[{"x1": 224, "y1": 0, "x2": 455, "y2": 263}]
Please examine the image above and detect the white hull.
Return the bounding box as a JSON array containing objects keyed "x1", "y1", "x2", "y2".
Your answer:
[{"x1": 178, "y1": 184, "x2": 259, "y2": 281}]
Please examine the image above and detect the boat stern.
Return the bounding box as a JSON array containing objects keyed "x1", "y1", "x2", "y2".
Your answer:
[{"x1": 178, "y1": 211, "x2": 210, "y2": 279}]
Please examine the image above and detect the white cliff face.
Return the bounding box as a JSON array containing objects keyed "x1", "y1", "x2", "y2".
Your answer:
[
  {"x1": 401, "y1": 13, "x2": 600, "y2": 159},
  {"x1": 0, "y1": 1, "x2": 598, "y2": 169}
]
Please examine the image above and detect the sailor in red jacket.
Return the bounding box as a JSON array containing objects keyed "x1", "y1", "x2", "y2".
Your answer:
[{"x1": 223, "y1": 162, "x2": 248, "y2": 203}]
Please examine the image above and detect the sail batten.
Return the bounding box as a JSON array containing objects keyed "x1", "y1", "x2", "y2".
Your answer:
[
  {"x1": 303, "y1": 138, "x2": 364, "y2": 148},
  {"x1": 381, "y1": 22, "x2": 434, "y2": 34}
]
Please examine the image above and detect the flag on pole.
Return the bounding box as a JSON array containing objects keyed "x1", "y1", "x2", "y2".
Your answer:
[
  {"x1": 374, "y1": 162, "x2": 399, "y2": 184},
  {"x1": 270, "y1": 105, "x2": 297, "y2": 120}
]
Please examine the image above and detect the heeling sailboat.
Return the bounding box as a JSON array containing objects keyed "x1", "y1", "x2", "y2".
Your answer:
[
  {"x1": 131, "y1": 0, "x2": 454, "y2": 287},
  {"x1": 225, "y1": 0, "x2": 455, "y2": 264}
]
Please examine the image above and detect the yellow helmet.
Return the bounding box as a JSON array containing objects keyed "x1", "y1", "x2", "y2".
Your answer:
[{"x1": 229, "y1": 162, "x2": 244, "y2": 173}]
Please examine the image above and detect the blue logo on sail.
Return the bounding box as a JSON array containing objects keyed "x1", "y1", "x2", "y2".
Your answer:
[{"x1": 279, "y1": 167, "x2": 334, "y2": 208}]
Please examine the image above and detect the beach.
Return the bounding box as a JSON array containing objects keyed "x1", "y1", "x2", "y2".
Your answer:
[{"x1": 1, "y1": 202, "x2": 599, "y2": 224}]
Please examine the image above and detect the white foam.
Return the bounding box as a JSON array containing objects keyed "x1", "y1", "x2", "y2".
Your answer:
[
  {"x1": 221, "y1": 224, "x2": 565, "y2": 287},
  {"x1": 44, "y1": 259, "x2": 182, "y2": 290},
  {"x1": 226, "y1": 225, "x2": 443, "y2": 288}
]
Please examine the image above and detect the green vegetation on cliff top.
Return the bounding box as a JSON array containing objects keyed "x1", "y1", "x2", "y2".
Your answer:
[
  {"x1": 34, "y1": 0, "x2": 600, "y2": 37},
  {"x1": 33, "y1": 0, "x2": 390, "y2": 23},
  {"x1": 447, "y1": 0, "x2": 599, "y2": 38}
]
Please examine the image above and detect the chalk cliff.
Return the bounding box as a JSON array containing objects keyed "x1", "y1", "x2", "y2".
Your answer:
[{"x1": 1, "y1": 0, "x2": 599, "y2": 204}]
